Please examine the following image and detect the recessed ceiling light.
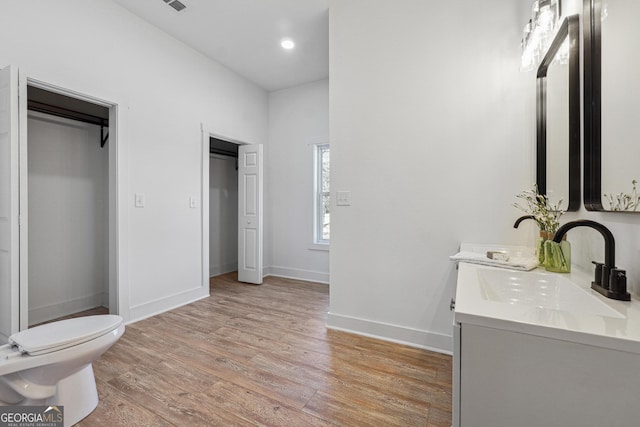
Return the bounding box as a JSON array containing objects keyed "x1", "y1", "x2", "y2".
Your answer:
[{"x1": 280, "y1": 38, "x2": 295, "y2": 50}]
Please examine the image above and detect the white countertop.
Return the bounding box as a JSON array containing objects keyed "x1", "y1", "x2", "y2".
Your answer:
[{"x1": 454, "y1": 243, "x2": 640, "y2": 354}]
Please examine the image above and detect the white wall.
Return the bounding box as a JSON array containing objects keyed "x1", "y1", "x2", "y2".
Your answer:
[
  {"x1": 209, "y1": 155, "x2": 238, "y2": 277},
  {"x1": 266, "y1": 79, "x2": 330, "y2": 283},
  {"x1": 328, "y1": 0, "x2": 534, "y2": 352},
  {"x1": 28, "y1": 112, "x2": 108, "y2": 324},
  {"x1": 0, "y1": 0, "x2": 267, "y2": 323}
]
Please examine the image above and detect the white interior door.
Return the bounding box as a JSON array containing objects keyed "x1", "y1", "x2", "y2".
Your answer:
[
  {"x1": 238, "y1": 144, "x2": 263, "y2": 284},
  {"x1": 0, "y1": 66, "x2": 20, "y2": 342}
]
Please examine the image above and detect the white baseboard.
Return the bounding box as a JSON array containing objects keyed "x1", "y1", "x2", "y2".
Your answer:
[
  {"x1": 266, "y1": 265, "x2": 329, "y2": 284},
  {"x1": 327, "y1": 312, "x2": 453, "y2": 355},
  {"x1": 29, "y1": 292, "x2": 106, "y2": 325},
  {"x1": 128, "y1": 285, "x2": 210, "y2": 324},
  {"x1": 209, "y1": 261, "x2": 238, "y2": 277}
]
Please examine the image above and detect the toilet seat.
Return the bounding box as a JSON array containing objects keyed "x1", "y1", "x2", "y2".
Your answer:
[{"x1": 9, "y1": 315, "x2": 123, "y2": 356}]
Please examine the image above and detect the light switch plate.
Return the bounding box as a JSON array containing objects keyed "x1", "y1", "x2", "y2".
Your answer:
[
  {"x1": 135, "y1": 193, "x2": 145, "y2": 208},
  {"x1": 189, "y1": 196, "x2": 197, "y2": 208},
  {"x1": 336, "y1": 191, "x2": 351, "y2": 206}
]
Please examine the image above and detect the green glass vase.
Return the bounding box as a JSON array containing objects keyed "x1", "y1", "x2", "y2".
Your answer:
[
  {"x1": 543, "y1": 239, "x2": 571, "y2": 273},
  {"x1": 536, "y1": 231, "x2": 552, "y2": 265}
]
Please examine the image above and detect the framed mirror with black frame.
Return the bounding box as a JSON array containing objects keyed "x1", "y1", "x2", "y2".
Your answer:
[
  {"x1": 536, "y1": 14, "x2": 581, "y2": 211},
  {"x1": 584, "y1": 0, "x2": 640, "y2": 212}
]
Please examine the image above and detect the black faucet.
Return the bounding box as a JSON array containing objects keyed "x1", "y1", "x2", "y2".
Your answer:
[
  {"x1": 513, "y1": 215, "x2": 536, "y2": 229},
  {"x1": 553, "y1": 220, "x2": 630, "y2": 301}
]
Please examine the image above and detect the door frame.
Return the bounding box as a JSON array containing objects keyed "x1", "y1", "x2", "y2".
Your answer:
[
  {"x1": 0, "y1": 65, "x2": 20, "y2": 341},
  {"x1": 20, "y1": 77, "x2": 126, "y2": 327},
  {"x1": 200, "y1": 124, "x2": 261, "y2": 286}
]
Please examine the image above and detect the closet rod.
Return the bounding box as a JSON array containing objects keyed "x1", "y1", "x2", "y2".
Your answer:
[
  {"x1": 209, "y1": 148, "x2": 238, "y2": 158},
  {"x1": 28, "y1": 100, "x2": 109, "y2": 147}
]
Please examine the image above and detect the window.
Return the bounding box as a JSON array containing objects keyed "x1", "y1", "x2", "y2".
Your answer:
[{"x1": 314, "y1": 144, "x2": 330, "y2": 244}]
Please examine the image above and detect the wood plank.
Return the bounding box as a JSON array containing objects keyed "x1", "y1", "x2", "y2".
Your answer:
[
  {"x1": 76, "y1": 379, "x2": 174, "y2": 427},
  {"x1": 200, "y1": 381, "x2": 335, "y2": 427}
]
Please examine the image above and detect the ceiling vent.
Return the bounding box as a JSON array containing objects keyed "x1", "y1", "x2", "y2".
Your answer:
[{"x1": 163, "y1": 0, "x2": 186, "y2": 12}]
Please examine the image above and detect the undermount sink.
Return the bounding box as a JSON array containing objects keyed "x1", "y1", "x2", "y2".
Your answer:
[{"x1": 476, "y1": 268, "x2": 624, "y2": 319}]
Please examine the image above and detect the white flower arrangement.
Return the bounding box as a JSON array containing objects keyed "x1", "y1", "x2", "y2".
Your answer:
[{"x1": 513, "y1": 186, "x2": 563, "y2": 234}]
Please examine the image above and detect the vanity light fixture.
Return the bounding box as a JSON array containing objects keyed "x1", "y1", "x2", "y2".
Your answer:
[
  {"x1": 521, "y1": 0, "x2": 561, "y2": 71},
  {"x1": 280, "y1": 38, "x2": 295, "y2": 50}
]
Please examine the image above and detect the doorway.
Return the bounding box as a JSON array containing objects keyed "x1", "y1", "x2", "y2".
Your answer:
[
  {"x1": 201, "y1": 128, "x2": 263, "y2": 286},
  {"x1": 209, "y1": 137, "x2": 239, "y2": 278},
  {"x1": 23, "y1": 82, "x2": 118, "y2": 326}
]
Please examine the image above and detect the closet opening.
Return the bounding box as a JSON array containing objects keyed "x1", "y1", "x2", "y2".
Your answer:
[
  {"x1": 208, "y1": 137, "x2": 239, "y2": 280},
  {"x1": 25, "y1": 85, "x2": 114, "y2": 326}
]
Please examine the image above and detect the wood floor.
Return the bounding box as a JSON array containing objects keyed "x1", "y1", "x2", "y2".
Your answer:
[{"x1": 78, "y1": 273, "x2": 453, "y2": 426}]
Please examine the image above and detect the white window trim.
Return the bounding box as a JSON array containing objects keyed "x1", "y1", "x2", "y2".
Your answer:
[{"x1": 313, "y1": 143, "x2": 330, "y2": 247}]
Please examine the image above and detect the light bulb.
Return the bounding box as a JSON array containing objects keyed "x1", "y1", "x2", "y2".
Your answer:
[
  {"x1": 280, "y1": 38, "x2": 295, "y2": 50},
  {"x1": 538, "y1": 5, "x2": 553, "y2": 31}
]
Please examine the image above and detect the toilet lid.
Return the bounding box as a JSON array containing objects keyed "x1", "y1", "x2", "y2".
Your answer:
[{"x1": 9, "y1": 315, "x2": 123, "y2": 355}]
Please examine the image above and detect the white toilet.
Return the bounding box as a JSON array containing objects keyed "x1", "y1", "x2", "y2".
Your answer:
[{"x1": 0, "y1": 315, "x2": 124, "y2": 427}]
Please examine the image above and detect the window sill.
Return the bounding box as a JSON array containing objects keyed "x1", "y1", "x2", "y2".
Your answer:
[{"x1": 309, "y1": 243, "x2": 330, "y2": 252}]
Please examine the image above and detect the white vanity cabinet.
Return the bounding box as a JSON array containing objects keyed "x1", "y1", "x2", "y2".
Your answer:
[
  {"x1": 452, "y1": 244, "x2": 640, "y2": 427},
  {"x1": 456, "y1": 322, "x2": 640, "y2": 427}
]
